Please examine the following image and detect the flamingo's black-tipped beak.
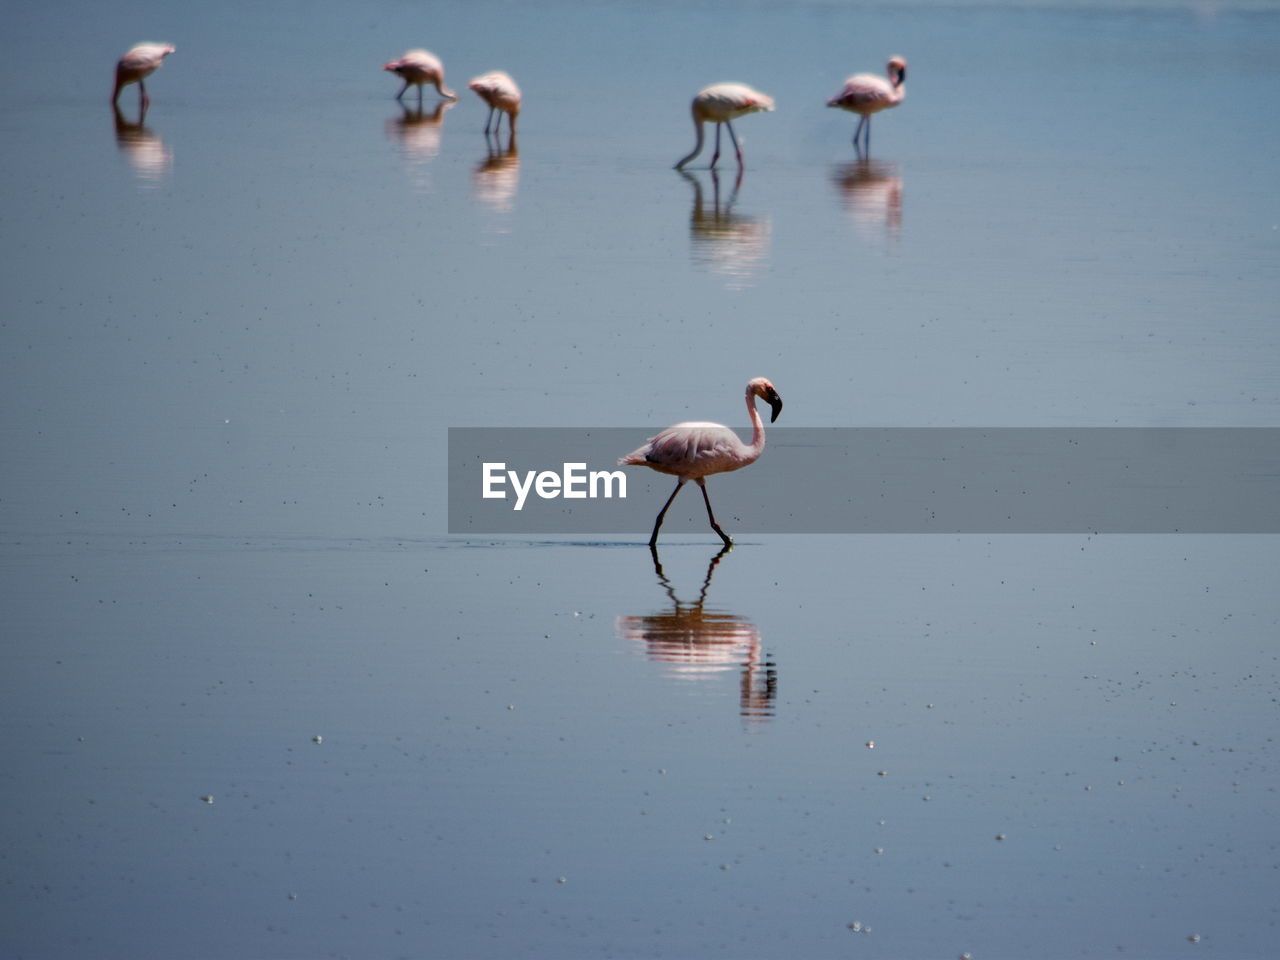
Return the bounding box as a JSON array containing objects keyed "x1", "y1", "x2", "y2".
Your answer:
[{"x1": 769, "y1": 395, "x2": 783, "y2": 423}]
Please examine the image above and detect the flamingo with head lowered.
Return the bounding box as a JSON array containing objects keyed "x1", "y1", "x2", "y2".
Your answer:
[
  {"x1": 674, "y1": 83, "x2": 775, "y2": 171},
  {"x1": 468, "y1": 71, "x2": 521, "y2": 135},
  {"x1": 827, "y1": 56, "x2": 907, "y2": 153},
  {"x1": 620, "y1": 378, "x2": 783, "y2": 547},
  {"x1": 384, "y1": 49, "x2": 458, "y2": 102},
  {"x1": 112, "y1": 43, "x2": 175, "y2": 111}
]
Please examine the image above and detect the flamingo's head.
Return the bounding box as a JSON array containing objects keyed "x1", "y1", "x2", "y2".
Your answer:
[
  {"x1": 748, "y1": 377, "x2": 783, "y2": 423},
  {"x1": 888, "y1": 56, "x2": 907, "y2": 87}
]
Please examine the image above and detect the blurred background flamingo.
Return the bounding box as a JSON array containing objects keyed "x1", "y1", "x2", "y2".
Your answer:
[
  {"x1": 620, "y1": 377, "x2": 782, "y2": 546},
  {"x1": 383, "y1": 49, "x2": 457, "y2": 102},
  {"x1": 674, "y1": 83, "x2": 775, "y2": 171},
  {"x1": 111, "y1": 43, "x2": 175, "y2": 112},
  {"x1": 827, "y1": 56, "x2": 907, "y2": 153},
  {"x1": 468, "y1": 71, "x2": 521, "y2": 135}
]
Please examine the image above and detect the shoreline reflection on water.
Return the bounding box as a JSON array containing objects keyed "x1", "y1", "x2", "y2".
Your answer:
[{"x1": 617, "y1": 545, "x2": 777, "y2": 721}]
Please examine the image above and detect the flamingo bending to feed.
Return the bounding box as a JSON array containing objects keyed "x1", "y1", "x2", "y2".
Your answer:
[
  {"x1": 620, "y1": 378, "x2": 783, "y2": 547},
  {"x1": 112, "y1": 43, "x2": 175, "y2": 110},
  {"x1": 674, "y1": 83, "x2": 775, "y2": 171},
  {"x1": 827, "y1": 56, "x2": 907, "y2": 152},
  {"x1": 468, "y1": 71, "x2": 521, "y2": 135},
  {"x1": 384, "y1": 49, "x2": 457, "y2": 102}
]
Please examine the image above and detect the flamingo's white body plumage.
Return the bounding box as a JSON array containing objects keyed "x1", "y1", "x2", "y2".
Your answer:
[{"x1": 621, "y1": 378, "x2": 783, "y2": 546}]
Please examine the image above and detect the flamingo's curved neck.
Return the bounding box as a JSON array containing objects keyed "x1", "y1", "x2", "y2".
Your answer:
[
  {"x1": 675, "y1": 118, "x2": 706, "y2": 170},
  {"x1": 745, "y1": 388, "x2": 766, "y2": 456}
]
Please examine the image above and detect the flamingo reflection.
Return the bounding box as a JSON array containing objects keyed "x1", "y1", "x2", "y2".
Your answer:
[
  {"x1": 386, "y1": 100, "x2": 453, "y2": 193},
  {"x1": 113, "y1": 105, "x2": 172, "y2": 186},
  {"x1": 616, "y1": 545, "x2": 778, "y2": 721},
  {"x1": 831, "y1": 156, "x2": 902, "y2": 241},
  {"x1": 682, "y1": 169, "x2": 771, "y2": 290},
  {"x1": 472, "y1": 131, "x2": 520, "y2": 217}
]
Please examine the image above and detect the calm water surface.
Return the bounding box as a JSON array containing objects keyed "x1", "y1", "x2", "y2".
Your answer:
[{"x1": 2, "y1": 1, "x2": 1279, "y2": 957}]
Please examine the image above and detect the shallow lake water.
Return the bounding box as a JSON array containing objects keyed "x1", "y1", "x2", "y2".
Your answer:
[{"x1": 2, "y1": 1, "x2": 1279, "y2": 958}]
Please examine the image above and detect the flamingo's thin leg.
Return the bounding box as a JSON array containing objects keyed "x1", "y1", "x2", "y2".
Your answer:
[
  {"x1": 650, "y1": 479, "x2": 687, "y2": 547},
  {"x1": 698, "y1": 479, "x2": 733, "y2": 546}
]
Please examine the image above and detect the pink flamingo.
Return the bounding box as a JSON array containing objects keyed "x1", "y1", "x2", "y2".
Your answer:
[
  {"x1": 827, "y1": 56, "x2": 907, "y2": 152},
  {"x1": 383, "y1": 49, "x2": 457, "y2": 102},
  {"x1": 468, "y1": 71, "x2": 521, "y2": 135},
  {"x1": 674, "y1": 83, "x2": 775, "y2": 171},
  {"x1": 620, "y1": 378, "x2": 783, "y2": 546},
  {"x1": 111, "y1": 43, "x2": 175, "y2": 110}
]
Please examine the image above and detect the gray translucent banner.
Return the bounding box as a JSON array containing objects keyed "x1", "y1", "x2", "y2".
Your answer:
[{"x1": 448, "y1": 428, "x2": 1280, "y2": 534}]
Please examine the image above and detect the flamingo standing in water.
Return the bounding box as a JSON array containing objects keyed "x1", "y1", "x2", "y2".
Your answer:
[
  {"x1": 468, "y1": 71, "x2": 521, "y2": 135},
  {"x1": 827, "y1": 56, "x2": 907, "y2": 152},
  {"x1": 674, "y1": 83, "x2": 775, "y2": 171},
  {"x1": 620, "y1": 378, "x2": 783, "y2": 546},
  {"x1": 111, "y1": 43, "x2": 175, "y2": 110},
  {"x1": 383, "y1": 49, "x2": 457, "y2": 102}
]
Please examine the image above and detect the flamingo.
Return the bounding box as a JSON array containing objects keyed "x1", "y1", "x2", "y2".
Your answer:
[
  {"x1": 827, "y1": 56, "x2": 907, "y2": 152},
  {"x1": 468, "y1": 71, "x2": 521, "y2": 135},
  {"x1": 620, "y1": 378, "x2": 783, "y2": 546},
  {"x1": 674, "y1": 83, "x2": 775, "y2": 171},
  {"x1": 383, "y1": 49, "x2": 457, "y2": 102},
  {"x1": 111, "y1": 43, "x2": 175, "y2": 110}
]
